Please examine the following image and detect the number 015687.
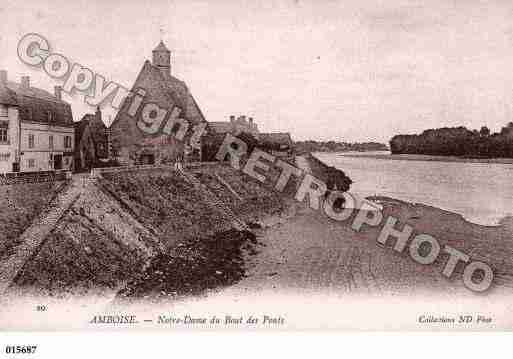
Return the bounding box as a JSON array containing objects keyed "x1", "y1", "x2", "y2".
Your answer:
[{"x1": 4, "y1": 346, "x2": 37, "y2": 354}]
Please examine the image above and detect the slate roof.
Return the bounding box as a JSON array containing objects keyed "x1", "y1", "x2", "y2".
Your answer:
[
  {"x1": 0, "y1": 84, "x2": 17, "y2": 106},
  {"x1": 2, "y1": 81, "x2": 73, "y2": 127},
  {"x1": 153, "y1": 41, "x2": 170, "y2": 53},
  {"x1": 6, "y1": 81, "x2": 59, "y2": 102},
  {"x1": 111, "y1": 60, "x2": 206, "y2": 129},
  {"x1": 159, "y1": 68, "x2": 206, "y2": 124},
  {"x1": 208, "y1": 121, "x2": 233, "y2": 134},
  {"x1": 259, "y1": 132, "x2": 293, "y2": 146}
]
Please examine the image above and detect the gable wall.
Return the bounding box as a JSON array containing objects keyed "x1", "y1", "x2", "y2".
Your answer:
[{"x1": 110, "y1": 62, "x2": 200, "y2": 165}]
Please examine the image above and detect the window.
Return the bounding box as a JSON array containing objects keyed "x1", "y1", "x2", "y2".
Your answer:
[
  {"x1": 28, "y1": 134, "x2": 35, "y2": 148},
  {"x1": 49, "y1": 135, "x2": 54, "y2": 149},
  {"x1": 27, "y1": 159, "x2": 35, "y2": 168},
  {"x1": 0, "y1": 153, "x2": 10, "y2": 161},
  {"x1": 0, "y1": 128, "x2": 8, "y2": 143},
  {"x1": 64, "y1": 135, "x2": 72, "y2": 149},
  {"x1": 0, "y1": 105, "x2": 7, "y2": 117},
  {"x1": 46, "y1": 111, "x2": 53, "y2": 123}
]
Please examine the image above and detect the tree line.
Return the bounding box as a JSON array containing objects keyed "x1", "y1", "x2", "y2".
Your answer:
[
  {"x1": 294, "y1": 140, "x2": 388, "y2": 153},
  {"x1": 390, "y1": 122, "x2": 513, "y2": 158}
]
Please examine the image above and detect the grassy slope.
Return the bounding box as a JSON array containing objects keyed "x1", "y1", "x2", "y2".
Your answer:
[
  {"x1": 13, "y1": 179, "x2": 161, "y2": 294},
  {"x1": 15, "y1": 211, "x2": 147, "y2": 294},
  {"x1": 118, "y1": 229, "x2": 258, "y2": 300},
  {"x1": 9, "y1": 166, "x2": 287, "y2": 297},
  {"x1": 0, "y1": 182, "x2": 65, "y2": 262},
  {"x1": 188, "y1": 164, "x2": 285, "y2": 223},
  {"x1": 100, "y1": 166, "x2": 290, "y2": 300},
  {"x1": 100, "y1": 169, "x2": 234, "y2": 246},
  {"x1": 8, "y1": 166, "x2": 284, "y2": 296}
]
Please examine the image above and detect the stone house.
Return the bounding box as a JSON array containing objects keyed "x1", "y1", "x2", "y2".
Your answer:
[
  {"x1": 258, "y1": 132, "x2": 294, "y2": 157},
  {"x1": 201, "y1": 115, "x2": 259, "y2": 161},
  {"x1": 74, "y1": 107, "x2": 109, "y2": 171},
  {"x1": 208, "y1": 115, "x2": 259, "y2": 137},
  {"x1": 0, "y1": 71, "x2": 74, "y2": 173},
  {"x1": 109, "y1": 41, "x2": 206, "y2": 166}
]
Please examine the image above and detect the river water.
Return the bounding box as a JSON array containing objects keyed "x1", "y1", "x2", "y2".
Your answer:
[{"x1": 314, "y1": 151, "x2": 513, "y2": 226}]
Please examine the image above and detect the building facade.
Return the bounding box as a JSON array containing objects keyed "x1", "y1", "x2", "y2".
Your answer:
[
  {"x1": 74, "y1": 107, "x2": 109, "y2": 171},
  {"x1": 0, "y1": 71, "x2": 74, "y2": 174},
  {"x1": 258, "y1": 132, "x2": 294, "y2": 157},
  {"x1": 110, "y1": 41, "x2": 206, "y2": 166},
  {"x1": 208, "y1": 115, "x2": 259, "y2": 138}
]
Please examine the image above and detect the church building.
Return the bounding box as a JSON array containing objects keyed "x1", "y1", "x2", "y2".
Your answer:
[{"x1": 109, "y1": 41, "x2": 206, "y2": 165}]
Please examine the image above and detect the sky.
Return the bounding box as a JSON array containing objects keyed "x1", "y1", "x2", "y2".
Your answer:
[{"x1": 2, "y1": 0, "x2": 513, "y2": 143}]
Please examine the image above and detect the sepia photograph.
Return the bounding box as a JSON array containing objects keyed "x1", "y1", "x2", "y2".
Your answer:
[{"x1": 0, "y1": 0, "x2": 513, "y2": 340}]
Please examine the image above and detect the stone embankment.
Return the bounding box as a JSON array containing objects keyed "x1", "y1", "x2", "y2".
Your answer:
[
  {"x1": 0, "y1": 179, "x2": 78, "y2": 293},
  {"x1": 0, "y1": 163, "x2": 286, "y2": 297}
]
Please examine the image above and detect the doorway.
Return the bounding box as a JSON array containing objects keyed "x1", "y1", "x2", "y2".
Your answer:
[
  {"x1": 53, "y1": 154, "x2": 63, "y2": 170},
  {"x1": 139, "y1": 153, "x2": 155, "y2": 165}
]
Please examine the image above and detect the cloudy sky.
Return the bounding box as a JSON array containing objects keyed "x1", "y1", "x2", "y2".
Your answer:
[{"x1": 2, "y1": 0, "x2": 513, "y2": 142}]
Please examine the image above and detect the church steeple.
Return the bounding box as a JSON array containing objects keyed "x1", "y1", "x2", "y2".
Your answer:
[{"x1": 152, "y1": 40, "x2": 171, "y2": 75}]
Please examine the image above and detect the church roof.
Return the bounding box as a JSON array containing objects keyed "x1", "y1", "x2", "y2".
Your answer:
[
  {"x1": 155, "y1": 64, "x2": 206, "y2": 124},
  {"x1": 110, "y1": 60, "x2": 206, "y2": 130},
  {"x1": 153, "y1": 40, "x2": 170, "y2": 53}
]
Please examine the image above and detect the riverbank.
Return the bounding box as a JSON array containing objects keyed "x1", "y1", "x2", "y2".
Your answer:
[
  {"x1": 3, "y1": 190, "x2": 513, "y2": 329},
  {"x1": 315, "y1": 151, "x2": 513, "y2": 226},
  {"x1": 233, "y1": 195, "x2": 513, "y2": 296},
  {"x1": 335, "y1": 152, "x2": 513, "y2": 164},
  {"x1": 2, "y1": 160, "x2": 513, "y2": 329},
  {"x1": 9, "y1": 160, "x2": 512, "y2": 297}
]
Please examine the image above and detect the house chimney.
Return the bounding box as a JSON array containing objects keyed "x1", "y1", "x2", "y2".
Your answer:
[
  {"x1": 95, "y1": 106, "x2": 102, "y2": 122},
  {"x1": 249, "y1": 117, "x2": 253, "y2": 124},
  {"x1": 54, "y1": 85, "x2": 62, "y2": 100},
  {"x1": 240, "y1": 115, "x2": 246, "y2": 122},
  {"x1": 229, "y1": 115, "x2": 235, "y2": 123},
  {"x1": 0, "y1": 70, "x2": 6, "y2": 84},
  {"x1": 21, "y1": 76, "x2": 30, "y2": 88}
]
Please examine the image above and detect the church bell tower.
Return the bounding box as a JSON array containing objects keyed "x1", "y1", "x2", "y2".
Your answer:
[{"x1": 152, "y1": 40, "x2": 171, "y2": 75}]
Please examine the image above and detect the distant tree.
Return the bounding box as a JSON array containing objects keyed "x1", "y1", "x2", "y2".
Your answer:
[
  {"x1": 479, "y1": 126, "x2": 490, "y2": 137},
  {"x1": 390, "y1": 122, "x2": 513, "y2": 158},
  {"x1": 500, "y1": 122, "x2": 513, "y2": 136}
]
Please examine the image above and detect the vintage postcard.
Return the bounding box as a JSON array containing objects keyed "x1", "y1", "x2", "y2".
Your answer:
[{"x1": 0, "y1": 0, "x2": 512, "y2": 333}]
